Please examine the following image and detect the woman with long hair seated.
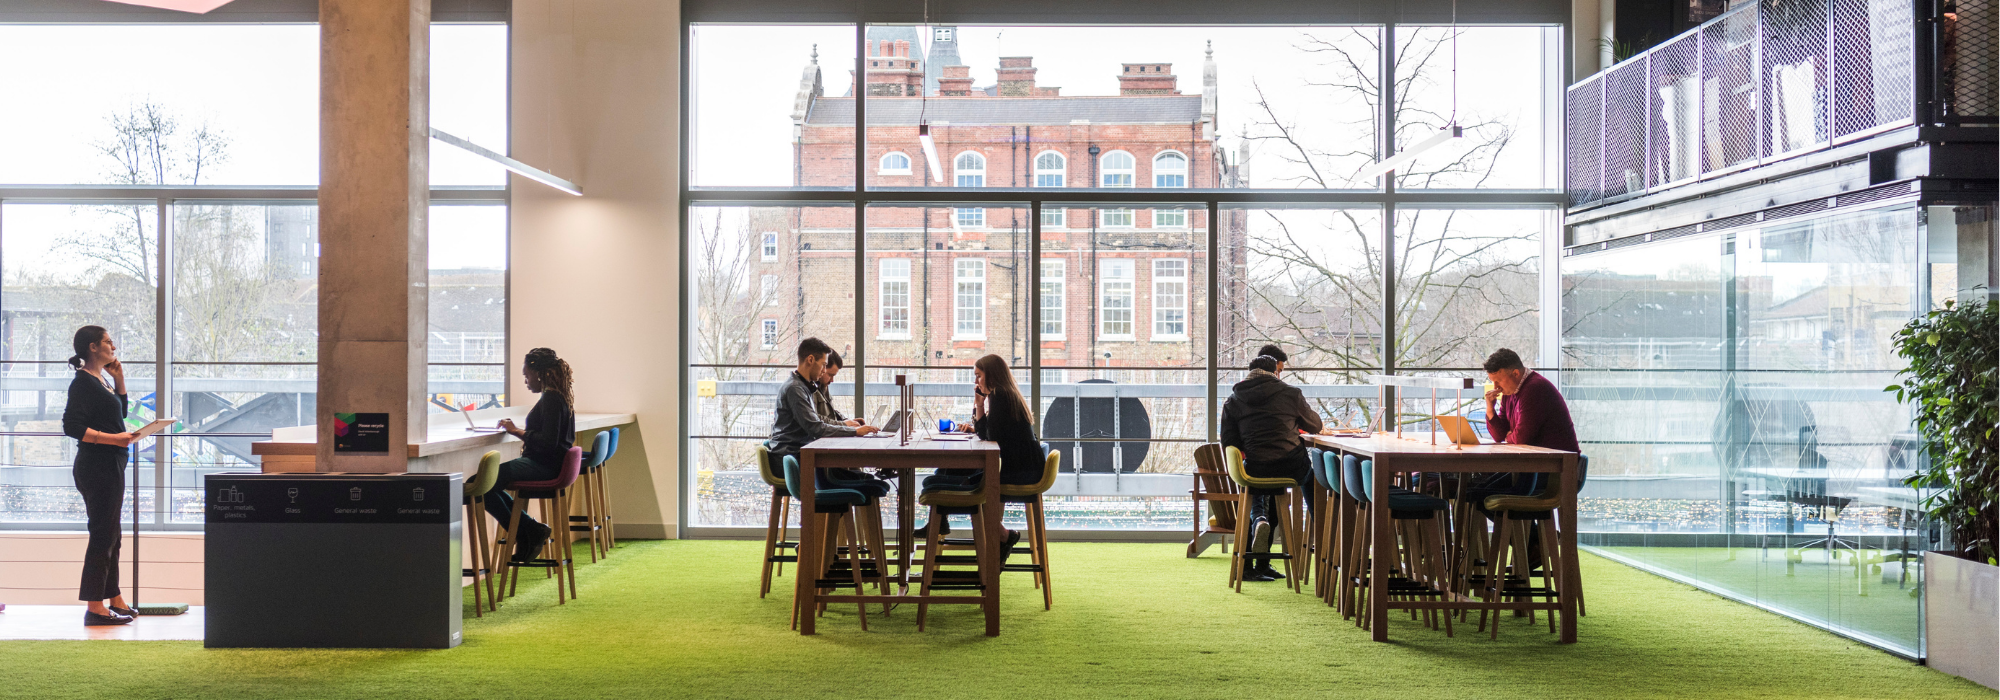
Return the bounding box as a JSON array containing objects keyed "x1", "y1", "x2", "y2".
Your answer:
[
  {"x1": 921, "y1": 354, "x2": 1041, "y2": 554},
  {"x1": 487, "y1": 347, "x2": 576, "y2": 562}
]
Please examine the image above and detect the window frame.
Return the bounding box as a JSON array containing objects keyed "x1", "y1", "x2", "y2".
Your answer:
[
  {"x1": 878, "y1": 257, "x2": 911, "y2": 339},
  {"x1": 760, "y1": 231, "x2": 779, "y2": 261},
  {"x1": 1100, "y1": 150, "x2": 1135, "y2": 188},
  {"x1": 1035, "y1": 150, "x2": 1067, "y2": 187},
  {"x1": 953, "y1": 257, "x2": 986, "y2": 340},
  {"x1": 1153, "y1": 150, "x2": 1188, "y2": 188},
  {"x1": 879, "y1": 151, "x2": 912, "y2": 175},
  {"x1": 760, "y1": 318, "x2": 778, "y2": 349},
  {"x1": 1099, "y1": 257, "x2": 1136, "y2": 340},
  {"x1": 1040, "y1": 258, "x2": 1066, "y2": 340},
  {"x1": 676, "y1": 14, "x2": 1573, "y2": 540},
  {"x1": 1152, "y1": 257, "x2": 1189, "y2": 340},
  {"x1": 954, "y1": 151, "x2": 986, "y2": 188}
]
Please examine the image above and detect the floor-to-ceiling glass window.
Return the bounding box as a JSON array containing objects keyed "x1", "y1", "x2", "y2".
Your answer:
[
  {"x1": 680, "y1": 17, "x2": 1567, "y2": 533},
  {"x1": 0, "y1": 22, "x2": 510, "y2": 533}
]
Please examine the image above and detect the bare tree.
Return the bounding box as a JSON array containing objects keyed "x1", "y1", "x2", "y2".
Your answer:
[{"x1": 1227, "y1": 28, "x2": 1541, "y2": 424}]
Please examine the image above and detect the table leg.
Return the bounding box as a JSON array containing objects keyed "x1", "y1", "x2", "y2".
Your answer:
[
  {"x1": 797, "y1": 452, "x2": 821, "y2": 635},
  {"x1": 980, "y1": 451, "x2": 1002, "y2": 637},
  {"x1": 1557, "y1": 455, "x2": 1579, "y2": 644},
  {"x1": 898, "y1": 468, "x2": 915, "y2": 587},
  {"x1": 1370, "y1": 457, "x2": 1391, "y2": 641}
]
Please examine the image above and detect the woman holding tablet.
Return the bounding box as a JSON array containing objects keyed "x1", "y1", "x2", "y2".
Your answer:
[{"x1": 61, "y1": 325, "x2": 138, "y2": 626}]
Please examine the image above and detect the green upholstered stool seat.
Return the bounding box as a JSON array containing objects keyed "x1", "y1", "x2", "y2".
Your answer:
[{"x1": 1226, "y1": 445, "x2": 1300, "y2": 491}]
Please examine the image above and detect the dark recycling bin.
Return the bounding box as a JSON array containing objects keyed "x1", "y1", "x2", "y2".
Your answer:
[{"x1": 205, "y1": 472, "x2": 463, "y2": 648}]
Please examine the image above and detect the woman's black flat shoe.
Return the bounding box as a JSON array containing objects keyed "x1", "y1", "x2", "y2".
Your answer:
[
  {"x1": 109, "y1": 605, "x2": 137, "y2": 617},
  {"x1": 84, "y1": 610, "x2": 133, "y2": 626}
]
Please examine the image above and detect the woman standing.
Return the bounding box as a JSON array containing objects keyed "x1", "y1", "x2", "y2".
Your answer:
[
  {"x1": 61, "y1": 325, "x2": 137, "y2": 626},
  {"x1": 487, "y1": 348, "x2": 576, "y2": 563}
]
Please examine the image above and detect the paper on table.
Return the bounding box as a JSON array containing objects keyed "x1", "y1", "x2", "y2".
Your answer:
[{"x1": 130, "y1": 418, "x2": 178, "y2": 440}]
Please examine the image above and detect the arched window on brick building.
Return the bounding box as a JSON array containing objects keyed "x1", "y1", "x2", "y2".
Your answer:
[
  {"x1": 954, "y1": 151, "x2": 985, "y2": 187},
  {"x1": 1100, "y1": 150, "x2": 1134, "y2": 187},
  {"x1": 880, "y1": 151, "x2": 911, "y2": 175}
]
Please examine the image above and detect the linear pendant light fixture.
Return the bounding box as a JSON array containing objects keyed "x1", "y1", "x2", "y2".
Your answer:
[
  {"x1": 1364, "y1": 0, "x2": 1463, "y2": 178},
  {"x1": 431, "y1": 128, "x2": 582, "y2": 196},
  {"x1": 1364, "y1": 125, "x2": 1461, "y2": 177},
  {"x1": 101, "y1": 0, "x2": 237, "y2": 12},
  {"x1": 918, "y1": 123, "x2": 945, "y2": 183}
]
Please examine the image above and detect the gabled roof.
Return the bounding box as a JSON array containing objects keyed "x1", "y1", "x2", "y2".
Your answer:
[{"x1": 805, "y1": 95, "x2": 1204, "y2": 126}]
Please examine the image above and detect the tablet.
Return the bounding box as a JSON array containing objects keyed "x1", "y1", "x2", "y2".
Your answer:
[{"x1": 131, "y1": 418, "x2": 178, "y2": 440}]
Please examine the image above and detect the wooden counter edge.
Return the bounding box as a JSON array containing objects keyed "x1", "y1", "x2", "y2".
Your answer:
[{"x1": 247, "y1": 412, "x2": 639, "y2": 458}]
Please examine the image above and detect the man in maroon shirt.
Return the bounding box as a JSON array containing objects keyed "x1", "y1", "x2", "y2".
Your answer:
[{"x1": 1482, "y1": 348, "x2": 1579, "y2": 455}]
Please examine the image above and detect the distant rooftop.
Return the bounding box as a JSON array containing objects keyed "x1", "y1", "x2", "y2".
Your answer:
[{"x1": 805, "y1": 95, "x2": 1203, "y2": 126}]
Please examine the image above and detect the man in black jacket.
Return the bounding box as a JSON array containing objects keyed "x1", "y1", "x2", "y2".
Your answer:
[{"x1": 1220, "y1": 354, "x2": 1325, "y2": 581}]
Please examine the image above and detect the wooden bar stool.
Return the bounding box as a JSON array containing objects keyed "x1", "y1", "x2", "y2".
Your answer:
[
  {"x1": 568, "y1": 431, "x2": 611, "y2": 562},
  {"x1": 1340, "y1": 454, "x2": 1453, "y2": 635},
  {"x1": 1224, "y1": 446, "x2": 1305, "y2": 593},
  {"x1": 495, "y1": 446, "x2": 584, "y2": 605},
  {"x1": 781, "y1": 455, "x2": 886, "y2": 630},
  {"x1": 1188, "y1": 444, "x2": 1241, "y2": 557},
  {"x1": 1474, "y1": 455, "x2": 1589, "y2": 637},
  {"x1": 755, "y1": 444, "x2": 799, "y2": 598},
  {"x1": 996, "y1": 445, "x2": 1062, "y2": 610},
  {"x1": 1315, "y1": 448, "x2": 1347, "y2": 607},
  {"x1": 914, "y1": 485, "x2": 1002, "y2": 630},
  {"x1": 596, "y1": 427, "x2": 621, "y2": 551},
  {"x1": 461, "y1": 450, "x2": 503, "y2": 616}
]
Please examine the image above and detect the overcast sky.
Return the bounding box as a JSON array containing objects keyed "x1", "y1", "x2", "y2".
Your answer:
[{"x1": 0, "y1": 24, "x2": 509, "y2": 274}]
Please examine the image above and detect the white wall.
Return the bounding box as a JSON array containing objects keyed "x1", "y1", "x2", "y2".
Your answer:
[{"x1": 510, "y1": 0, "x2": 682, "y2": 538}]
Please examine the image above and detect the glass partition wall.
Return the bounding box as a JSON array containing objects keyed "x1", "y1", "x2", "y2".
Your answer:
[
  {"x1": 0, "y1": 23, "x2": 510, "y2": 531},
  {"x1": 682, "y1": 22, "x2": 1568, "y2": 534},
  {"x1": 1563, "y1": 202, "x2": 1932, "y2": 655}
]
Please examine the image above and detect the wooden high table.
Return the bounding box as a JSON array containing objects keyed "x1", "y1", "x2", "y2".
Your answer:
[
  {"x1": 795, "y1": 437, "x2": 1003, "y2": 636},
  {"x1": 1308, "y1": 433, "x2": 1581, "y2": 643}
]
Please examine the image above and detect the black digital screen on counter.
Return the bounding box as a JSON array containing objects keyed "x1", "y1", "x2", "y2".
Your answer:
[{"x1": 206, "y1": 474, "x2": 457, "y2": 524}]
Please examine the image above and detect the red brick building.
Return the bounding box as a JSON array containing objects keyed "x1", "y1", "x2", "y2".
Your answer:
[{"x1": 754, "y1": 30, "x2": 1246, "y2": 378}]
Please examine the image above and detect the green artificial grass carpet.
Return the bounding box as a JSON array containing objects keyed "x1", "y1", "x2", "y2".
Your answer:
[{"x1": 0, "y1": 541, "x2": 1986, "y2": 699}]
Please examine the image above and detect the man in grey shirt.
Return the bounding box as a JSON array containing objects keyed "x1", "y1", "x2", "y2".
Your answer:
[{"x1": 769, "y1": 338, "x2": 883, "y2": 495}]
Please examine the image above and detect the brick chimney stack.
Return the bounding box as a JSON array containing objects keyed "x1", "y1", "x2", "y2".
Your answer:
[
  {"x1": 997, "y1": 56, "x2": 1038, "y2": 97},
  {"x1": 858, "y1": 38, "x2": 923, "y2": 97},
  {"x1": 1118, "y1": 63, "x2": 1178, "y2": 95},
  {"x1": 938, "y1": 64, "x2": 974, "y2": 96}
]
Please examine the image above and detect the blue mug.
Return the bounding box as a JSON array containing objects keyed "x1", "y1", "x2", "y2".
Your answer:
[{"x1": 938, "y1": 418, "x2": 955, "y2": 433}]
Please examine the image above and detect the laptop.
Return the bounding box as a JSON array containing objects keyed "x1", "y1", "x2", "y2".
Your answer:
[
  {"x1": 859, "y1": 409, "x2": 910, "y2": 438},
  {"x1": 1433, "y1": 415, "x2": 1486, "y2": 445},
  {"x1": 458, "y1": 405, "x2": 506, "y2": 433}
]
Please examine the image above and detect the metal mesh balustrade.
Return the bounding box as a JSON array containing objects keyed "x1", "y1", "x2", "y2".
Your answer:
[
  {"x1": 1832, "y1": 0, "x2": 1915, "y2": 136},
  {"x1": 1761, "y1": 0, "x2": 1831, "y2": 156},
  {"x1": 1702, "y1": 6, "x2": 1763, "y2": 174},
  {"x1": 1942, "y1": 0, "x2": 1998, "y2": 122},
  {"x1": 1568, "y1": 75, "x2": 1605, "y2": 207},
  {"x1": 1649, "y1": 33, "x2": 1704, "y2": 186},
  {"x1": 1602, "y1": 56, "x2": 1652, "y2": 199}
]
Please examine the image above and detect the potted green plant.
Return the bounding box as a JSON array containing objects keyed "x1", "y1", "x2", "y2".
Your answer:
[{"x1": 1887, "y1": 298, "x2": 1996, "y2": 688}]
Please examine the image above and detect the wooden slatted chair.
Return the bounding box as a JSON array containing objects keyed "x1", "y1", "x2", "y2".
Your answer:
[{"x1": 1188, "y1": 443, "x2": 1240, "y2": 557}]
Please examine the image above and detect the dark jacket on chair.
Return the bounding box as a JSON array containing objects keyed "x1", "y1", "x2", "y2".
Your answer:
[{"x1": 1220, "y1": 369, "x2": 1324, "y2": 464}]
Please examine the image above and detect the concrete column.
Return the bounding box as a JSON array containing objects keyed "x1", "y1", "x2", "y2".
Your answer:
[
  {"x1": 511, "y1": 0, "x2": 682, "y2": 537},
  {"x1": 315, "y1": 0, "x2": 430, "y2": 472}
]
